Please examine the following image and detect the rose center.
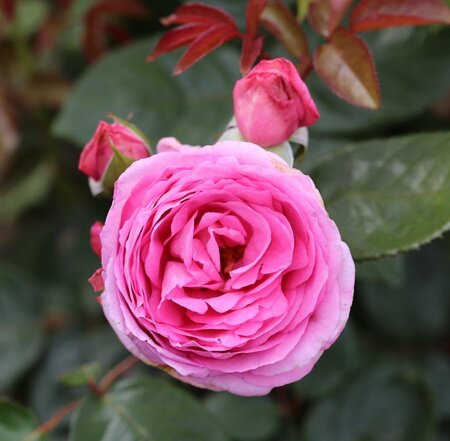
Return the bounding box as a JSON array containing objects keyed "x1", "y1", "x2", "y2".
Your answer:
[{"x1": 219, "y1": 246, "x2": 244, "y2": 276}]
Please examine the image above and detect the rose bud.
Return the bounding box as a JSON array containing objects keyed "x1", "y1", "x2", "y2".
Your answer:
[
  {"x1": 233, "y1": 57, "x2": 320, "y2": 147},
  {"x1": 90, "y1": 221, "x2": 103, "y2": 258},
  {"x1": 98, "y1": 140, "x2": 354, "y2": 396},
  {"x1": 78, "y1": 118, "x2": 150, "y2": 195}
]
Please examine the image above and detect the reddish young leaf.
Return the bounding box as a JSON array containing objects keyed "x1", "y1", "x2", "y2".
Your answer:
[
  {"x1": 105, "y1": 23, "x2": 132, "y2": 45},
  {"x1": 260, "y1": 0, "x2": 309, "y2": 59},
  {"x1": 308, "y1": 0, "x2": 353, "y2": 37},
  {"x1": 240, "y1": 34, "x2": 264, "y2": 74},
  {"x1": 83, "y1": 0, "x2": 150, "y2": 61},
  {"x1": 174, "y1": 24, "x2": 240, "y2": 75},
  {"x1": 56, "y1": 0, "x2": 74, "y2": 10},
  {"x1": 148, "y1": 2, "x2": 240, "y2": 73},
  {"x1": 84, "y1": 15, "x2": 107, "y2": 61},
  {"x1": 0, "y1": 81, "x2": 19, "y2": 180},
  {"x1": 0, "y1": 0, "x2": 15, "y2": 22},
  {"x1": 87, "y1": 0, "x2": 149, "y2": 17},
  {"x1": 246, "y1": 0, "x2": 269, "y2": 35},
  {"x1": 36, "y1": 0, "x2": 75, "y2": 52},
  {"x1": 350, "y1": 0, "x2": 450, "y2": 32},
  {"x1": 297, "y1": 54, "x2": 313, "y2": 78},
  {"x1": 147, "y1": 24, "x2": 209, "y2": 62},
  {"x1": 162, "y1": 2, "x2": 236, "y2": 27},
  {"x1": 313, "y1": 27, "x2": 381, "y2": 109}
]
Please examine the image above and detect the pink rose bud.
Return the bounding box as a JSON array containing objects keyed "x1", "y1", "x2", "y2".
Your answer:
[
  {"x1": 90, "y1": 221, "x2": 103, "y2": 258},
  {"x1": 78, "y1": 119, "x2": 150, "y2": 194},
  {"x1": 233, "y1": 57, "x2": 320, "y2": 147}
]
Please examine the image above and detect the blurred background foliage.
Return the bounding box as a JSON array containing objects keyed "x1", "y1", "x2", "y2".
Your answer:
[{"x1": 0, "y1": 1, "x2": 449, "y2": 440}]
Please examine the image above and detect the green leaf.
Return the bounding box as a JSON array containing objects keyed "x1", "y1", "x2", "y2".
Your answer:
[
  {"x1": 30, "y1": 327, "x2": 125, "y2": 421},
  {"x1": 0, "y1": 268, "x2": 44, "y2": 390},
  {"x1": 69, "y1": 377, "x2": 230, "y2": 441},
  {"x1": 0, "y1": 400, "x2": 44, "y2": 441},
  {"x1": 205, "y1": 393, "x2": 281, "y2": 441},
  {"x1": 356, "y1": 255, "x2": 405, "y2": 288},
  {"x1": 293, "y1": 323, "x2": 365, "y2": 399},
  {"x1": 310, "y1": 131, "x2": 450, "y2": 260},
  {"x1": 298, "y1": 134, "x2": 351, "y2": 174},
  {"x1": 424, "y1": 354, "x2": 450, "y2": 420},
  {"x1": 101, "y1": 148, "x2": 137, "y2": 195},
  {"x1": 6, "y1": 0, "x2": 49, "y2": 37},
  {"x1": 304, "y1": 363, "x2": 435, "y2": 441},
  {"x1": 59, "y1": 363, "x2": 101, "y2": 388},
  {"x1": 261, "y1": 0, "x2": 309, "y2": 59},
  {"x1": 297, "y1": 0, "x2": 311, "y2": 20},
  {"x1": 311, "y1": 26, "x2": 450, "y2": 135},
  {"x1": 0, "y1": 162, "x2": 55, "y2": 222},
  {"x1": 358, "y1": 233, "x2": 450, "y2": 342},
  {"x1": 52, "y1": 38, "x2": 240, "y2": 147}
]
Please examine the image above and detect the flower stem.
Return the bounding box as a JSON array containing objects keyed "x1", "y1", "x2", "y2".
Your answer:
[
  {"x1": 99, "y1": 355, "x2": 139, "y2": 392},
  {"x1": 29, "y1": 400, "x2": 80, "y2": 439},
  {"x1": 27, "y1": 355, "x2": 139, "y2": 439}
]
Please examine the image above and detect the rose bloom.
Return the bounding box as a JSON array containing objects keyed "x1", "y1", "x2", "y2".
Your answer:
[
  {"x1": 79, "y1": 120, "x2": 150, "y2": 181},
  {"x1": 233, "y1": 58, "x2": 320, "y2": 147},
  {"x1": 99, "y1": 140, "x2": 354, "y2": 396}
]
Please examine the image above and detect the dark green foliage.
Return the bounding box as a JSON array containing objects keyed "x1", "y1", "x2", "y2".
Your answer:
[{"x1": 1, "y1": 3, "x2": 450, "y2": 441}]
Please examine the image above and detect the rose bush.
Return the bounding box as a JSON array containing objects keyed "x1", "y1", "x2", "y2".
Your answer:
[
  {"x1": 97, "y1": 139, "x2": 354, "y2": 396},
  {"x1": 233, "y1": 58, "x2": 320, "y2": 147}
]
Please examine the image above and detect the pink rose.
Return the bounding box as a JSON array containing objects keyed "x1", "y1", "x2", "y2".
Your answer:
[
  {"x1": 99, "y1": 141, "x2": 354, "y2": 396},
  {"x1": 90, "y1": 221, "x2": 103, "y2": 258},
  {"x1": 78, "y1": 120, "x2": 150, "y2": 182},
  {"x1": 233, "y1": 58, "x2": 320, "y2": 147}
]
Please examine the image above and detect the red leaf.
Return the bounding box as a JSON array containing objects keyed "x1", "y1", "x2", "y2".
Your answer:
[
  {"x1": 261, "y1": 0, "x2": 309, "y2": 59},
  {"x1": 105, "y1": 23, "x2": 132, "y2": 45},
  {"x1": 0, "y1": 0, "x2": 15, "y2": 22},
  {"x1": 149, "y1": 2, "x2": 240, "y2": 71},
  {"x1": 174, "y1": 24, "x2": 240, "y2": 75},
  {"x1": 83, "y1": 0, "x2": 150, "y2": 62},
  {"x1": 313, "y1": 27, "x2": 381, "y2": 109},
  {"x1": 308, "y1": 0, "x2": 353, "y2": 37},
  {"x1": 240, "y1": 34, "x2": 264, "y2": 74},
  {"x1": 350, "y1": 0, "x2": 450, "y2": 32},
  {"x1": 147, "y1": 24, "x2": 209, "y2": 62},
  {"x1": 84, "y1": 16, "x2": 107, "y2": 61},
  {"x1": 246, "y1": 0, "x2": 269, "y2": 35},
  {"x1": 57, "y1": 0, "x2": 74, "y2": 10},
  {"x1": 87, "y1": 0, "x2": 149, "y2": 19},
  {"x1": 297, "y1": 53, "x2": 313, "y2": 78},
  {"x1": 0, "y1": 81, "x2": 19, "y2": 177},
  {"x1": 162, "y1": 2, "x2": 236, "y2": 27}
]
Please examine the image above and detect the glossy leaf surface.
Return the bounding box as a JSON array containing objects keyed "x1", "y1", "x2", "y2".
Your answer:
[
  {"x1": 53, "y1": 39, "x2": 240, "y2": 147},
  {"x1": 70, "y1": 377, "x2": 230, "y2": 441},
  {"x1": 310, "y1": 132, "x2": 450, "y2": 260}
]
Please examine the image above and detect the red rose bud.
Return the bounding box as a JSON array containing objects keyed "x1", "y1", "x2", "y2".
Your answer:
[
  {"x1": 233, "y1": 57, "x2": 320, "y2": 147},
  {"x1": 90, "y1": 221, "x2": 103, "y2": 258},
  {"x1": 78, "y1": 119, "x2": 150, "y2": 195}
]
